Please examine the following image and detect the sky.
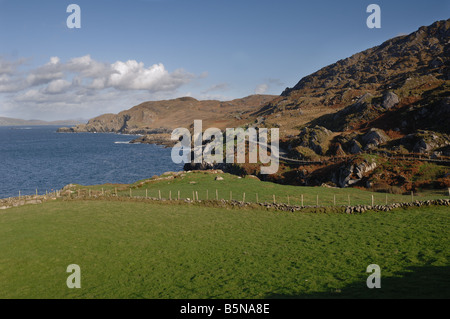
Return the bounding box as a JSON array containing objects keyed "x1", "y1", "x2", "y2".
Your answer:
[{"x1": 0, "y1": 0, "x2": 448, "y2": 121}]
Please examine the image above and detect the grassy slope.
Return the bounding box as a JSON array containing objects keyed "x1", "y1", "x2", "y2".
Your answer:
[
  {"x1": 81, "y1": 172, "x2": 448, "y2": 207},
  {"x1": 0, "y1": 200, "x2": 448, "y2": 299}
]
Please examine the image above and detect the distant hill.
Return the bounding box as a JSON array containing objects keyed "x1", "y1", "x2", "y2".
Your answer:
[
  {"x1": 58, "y1": 94, "x2": 277, "y2": 144},
  {"x1": 0, "y1": 117, "x2": 85, "y2": 126}
]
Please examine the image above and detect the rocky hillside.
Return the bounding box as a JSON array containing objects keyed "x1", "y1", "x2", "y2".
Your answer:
[
  {"x1": 59, "y1": 20, "x2": 449, "y2": 192},
  {"x1": 252, "y1": 19, "x2": 449, "y2": 136},
  {"x1": 226, "y1": 20, "x2": 450, "y2": 192},
  {"x1": 58, "y1": 95, "x2": 276, "y2": 145}
]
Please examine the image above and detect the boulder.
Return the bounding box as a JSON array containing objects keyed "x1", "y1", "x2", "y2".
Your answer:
[
  {"x1": 382, "y1": 92, "x2": 400, "y2": 109},
  {"x1": 297, "y1": 125, "x2": 332, "y2": 155},
  {"x1": 332, "y1": 160, "x2": 377, "y2": 188},
  {"x1": 362, "y1": 128, "x2": 389, "y2": 150}
]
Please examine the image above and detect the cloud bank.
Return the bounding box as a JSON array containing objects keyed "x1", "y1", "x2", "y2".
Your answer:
[{"x1": 0, "y1": 55, "x2": 195, "y2": 120}]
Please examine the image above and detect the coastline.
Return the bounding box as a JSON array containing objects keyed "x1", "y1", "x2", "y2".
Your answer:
[{"x1": 57, "y1": 126, "x2": 176, "y2": 147}]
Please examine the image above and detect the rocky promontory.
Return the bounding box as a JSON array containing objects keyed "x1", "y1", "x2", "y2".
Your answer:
[{"x1": 57, "y1": 94, "x2": 277, "y2": 146}]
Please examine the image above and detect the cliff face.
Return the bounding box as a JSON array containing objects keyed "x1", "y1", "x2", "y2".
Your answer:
[{"x1": 58, "y1": 95, "x2": 277, "y2": 136}]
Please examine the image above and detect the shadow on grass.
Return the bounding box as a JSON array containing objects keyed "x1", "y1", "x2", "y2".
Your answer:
[{"x1": 266, "y1": 265, "x2": 450, "y2": 299}]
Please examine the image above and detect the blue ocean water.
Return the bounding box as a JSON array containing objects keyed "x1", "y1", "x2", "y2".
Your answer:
[{"x1": 0, "y1": 126, "x2": 183, "y2": 198}]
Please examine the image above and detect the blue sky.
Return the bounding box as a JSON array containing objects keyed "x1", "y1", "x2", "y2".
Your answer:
[{"x1": 0, "y1": 0, "x2": 448, "y2": 120}]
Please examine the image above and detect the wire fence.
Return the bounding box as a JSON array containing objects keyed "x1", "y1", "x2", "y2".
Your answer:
[{"x1": 59, "y1": 187, "x2": 450, "y2": 208}]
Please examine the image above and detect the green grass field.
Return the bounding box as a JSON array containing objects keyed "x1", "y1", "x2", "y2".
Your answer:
[
  {"x1": 78, "y1": 171, "x2": 449, "y2": 207},
  {"x1": 0, "y1": 199, "x2": 448, "y2": 299}
]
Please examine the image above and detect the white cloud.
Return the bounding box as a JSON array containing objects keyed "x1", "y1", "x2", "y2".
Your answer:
[
  {"x1": 0, "y1": 58, "x2": 23, "y2": 75},
  {"x1": 255, "y1": 83, "x2": 269, "y2": 94},
  {"x1": 44, "y1": 79, "x2": 72, "y2": 94},
  {"x1": 0, "y1": 55, "x2": 198, "y2": 120},
  {"x1": 108, "y1": 60, "x2": 192, "y2": 91},
  {"x1": 0, "y1": 57, "x2": 27, "y2": 92},
  {"x1": 26, "y1": 57, "x2": 64, "y2": 87}
]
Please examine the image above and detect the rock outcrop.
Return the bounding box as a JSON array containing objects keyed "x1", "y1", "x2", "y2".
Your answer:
[
  {"x1": 361, "y1": 128, "x2": 390, "y2": 150},
  {"x1": 397, "y1": 131, "x2": 450, "y2": 153},
  {"x1": 332, "y1": 159, "x2": 378, "y2": 188},
  {"x1": 297, "y1": 126, "x2": 332, "y2": 155},
  {"x1": 382, "y1": 92, "x2": 400, "y2": 109}
]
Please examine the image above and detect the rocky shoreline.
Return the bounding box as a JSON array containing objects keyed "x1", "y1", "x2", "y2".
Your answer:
[{"x1": 57, "y1": 126, "x2": 175, "y2": 147}]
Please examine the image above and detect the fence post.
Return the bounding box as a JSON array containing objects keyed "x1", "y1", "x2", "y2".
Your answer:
[
  {"x1": 301, "y1": 194, "x2": 304, "y2": 207},
  {"x1": 192, "y1": 191, "x2": 195, "y2": 202},
  {"x1": 115, "y1": 187, "x2": 117, "y2": 196},
  {"x1": 411, "y1": 191, "x2": 414, "y2": 202},
  {"x1": 196, "y1": 191, "x2": 199, "y2": 201},
  {"x1": 146, "y1": 189, "x2": 148, "y2": 199},
  {"x1": 169, "y1": 190, "x2": 172, "y2": 201},
  {"x1": 178, "y1": 190, "x2": 180, "y2": 200},
  {"x1": 273, "y1": 195, "x2": 276, "y2": 204},
  {"x1": 129, "y1": 188, "x2": 132, "y2": 198},
  {"x1": 333, "y1": 194, "x2": 336, "y2": 206},
  {"x1": 216, "y1": 189, "x2": 218, "y2": 201},
  {"x1": 256, "y1": 193, "x2": 259, "y2": 203},
  {"x1": 159, "y1": 190, "x2": 161, "y2": 200},
  {"x1": 371, "y1": 194, "x2": 374, "y2": 207},
  {"x1": 230, "y1": 191, "x2": 232, "y2": 201},
  {"x1": 36, "y1": 189, "x2": 38, "y2": 197},
  {"x1": 243, "y1": 192, "x2": 246, "y2": 202},
  {"x1": 102, "y1": 188, "x2": 104, "y2": 196},
  {"x1": 316, "y1": 195, "x2": 319, "y2": 206}
]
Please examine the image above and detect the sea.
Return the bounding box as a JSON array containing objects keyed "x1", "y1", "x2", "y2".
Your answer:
[{"x1": 0, "y1": 126, "x2": 184, "y2": 199}]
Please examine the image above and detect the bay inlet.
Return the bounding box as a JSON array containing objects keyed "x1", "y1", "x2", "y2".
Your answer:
[{"x1": 0, "y1": 126, "x2": 183, "y2": 199}]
